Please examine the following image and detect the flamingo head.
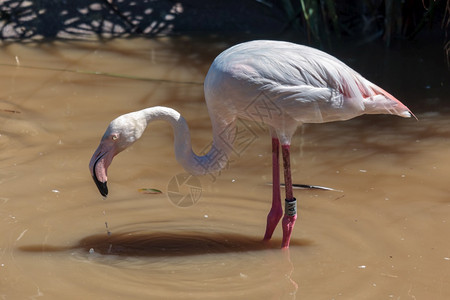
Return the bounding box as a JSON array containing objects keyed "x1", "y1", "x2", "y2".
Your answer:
[{"x1": 89, "y1": 112, "x2": 147, "y2": 197}]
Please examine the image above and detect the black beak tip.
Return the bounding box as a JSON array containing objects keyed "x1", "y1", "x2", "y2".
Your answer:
[{"x1": 92, "y1": 176, "x2": 108, "y2": 197}]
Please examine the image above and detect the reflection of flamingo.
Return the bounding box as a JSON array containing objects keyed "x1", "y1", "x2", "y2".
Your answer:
[{"x1": 89, "y1": 40, "x2": 413, "y2": 248}]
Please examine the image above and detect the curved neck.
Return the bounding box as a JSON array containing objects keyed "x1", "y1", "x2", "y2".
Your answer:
[{"x1": 140, "y1": 106, "x2": 234, "y2": 176}]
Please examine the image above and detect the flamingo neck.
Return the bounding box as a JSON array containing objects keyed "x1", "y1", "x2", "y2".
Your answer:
[{"x1": 141, "y1": 106, "x2": 233, "y2": 176}]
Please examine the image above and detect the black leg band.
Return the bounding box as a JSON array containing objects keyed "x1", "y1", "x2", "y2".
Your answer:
[{"x1": 285, "y1": 198, "x2": 297, "y2": 216}]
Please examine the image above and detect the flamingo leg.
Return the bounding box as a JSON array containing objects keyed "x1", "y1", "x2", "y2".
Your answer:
[
  {"x1": 281, "y1": 144, "x2": 297, "y2": 248},
  {"x1": 263, "y1": 137, "x2": 283, "y2": 241}
]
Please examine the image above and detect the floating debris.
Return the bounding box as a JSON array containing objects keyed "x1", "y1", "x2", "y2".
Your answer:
[
  {"x1": 267, "y1": 183, "x2": 343, "y2": 192},
  {"x1": 138, "y1": 188, "x2": 162, "y2": 194},
  {"x1": 0, "y1": 109, "x2": 21, "y2": 114}
]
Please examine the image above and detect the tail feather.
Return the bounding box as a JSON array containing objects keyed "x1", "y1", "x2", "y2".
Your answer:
[
  {"x1": 337, "y1": 71, "x2": 407, "y2": 117},
  {"x1": 354, "y1": 77, "x2": 416, "y2": 119}
]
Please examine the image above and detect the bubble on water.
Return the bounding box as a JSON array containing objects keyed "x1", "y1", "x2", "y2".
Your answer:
[{"x1": 358, "y1": 265, "x2": 366, "y2": 269}]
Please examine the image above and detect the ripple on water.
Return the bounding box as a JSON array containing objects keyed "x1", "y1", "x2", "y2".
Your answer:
[
  {"x1": 61, "y1": 190, "x2": 304, "y2": 298},
  {"x1": 68, "y1": 227, "x2": 300, "y2": 299}
]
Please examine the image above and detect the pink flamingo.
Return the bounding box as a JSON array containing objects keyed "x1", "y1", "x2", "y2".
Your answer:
[{"x1": 89, "y1": 40, "x2": 412, "y2": 248}]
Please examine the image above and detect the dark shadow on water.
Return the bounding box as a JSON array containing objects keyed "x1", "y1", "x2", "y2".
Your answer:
[{"x1": 18, "y1": 231, "x2": 312, "y2": 257}]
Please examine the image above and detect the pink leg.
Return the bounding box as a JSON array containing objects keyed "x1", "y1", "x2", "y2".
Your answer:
[
  {"x1": 281, "y1": 144, "x2": 297, "y2": 248},
  {"x1": 263, "y1": 137, "x2": 283, "y2": 241}
]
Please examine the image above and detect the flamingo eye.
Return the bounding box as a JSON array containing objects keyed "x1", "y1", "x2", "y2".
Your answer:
[{"x1": 112, "y1": 134, "x2": 118, "y2": 141}]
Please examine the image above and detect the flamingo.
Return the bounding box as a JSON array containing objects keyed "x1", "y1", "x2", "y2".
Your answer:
[{"x1": 89, "y1": 40, "x2": 412, "y2": 248}]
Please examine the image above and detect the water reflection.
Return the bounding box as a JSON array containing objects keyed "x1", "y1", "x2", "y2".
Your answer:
[{"x1": 19, "y1": 231, "x2": 311, "y2": 256}]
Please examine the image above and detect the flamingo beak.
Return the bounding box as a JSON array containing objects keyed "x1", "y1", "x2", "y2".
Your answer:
[{"x1": 89, "y1": 143, "x2": 115, "y2": 197}]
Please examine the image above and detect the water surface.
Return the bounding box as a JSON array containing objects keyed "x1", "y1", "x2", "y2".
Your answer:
[{"x1": 0, "y1": 38, "x2": 449, "y2": 299}]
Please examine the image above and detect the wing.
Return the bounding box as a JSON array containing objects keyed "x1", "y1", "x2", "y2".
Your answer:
[{"x1": 214, "y1": 40, "x2": 411, "y2": 123}]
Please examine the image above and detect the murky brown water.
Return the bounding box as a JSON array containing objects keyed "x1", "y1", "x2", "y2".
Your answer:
[{"x1": 1, "y1": 38, "x2": 449, "y2": 299}]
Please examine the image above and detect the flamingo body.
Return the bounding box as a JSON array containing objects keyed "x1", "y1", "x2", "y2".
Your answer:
[
  {"x1": 204, "y1": 40, "x2": 410, "y2": 144},
  {"x1": 89, "y1": 40, "x2": 412, "y2": 248}
]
